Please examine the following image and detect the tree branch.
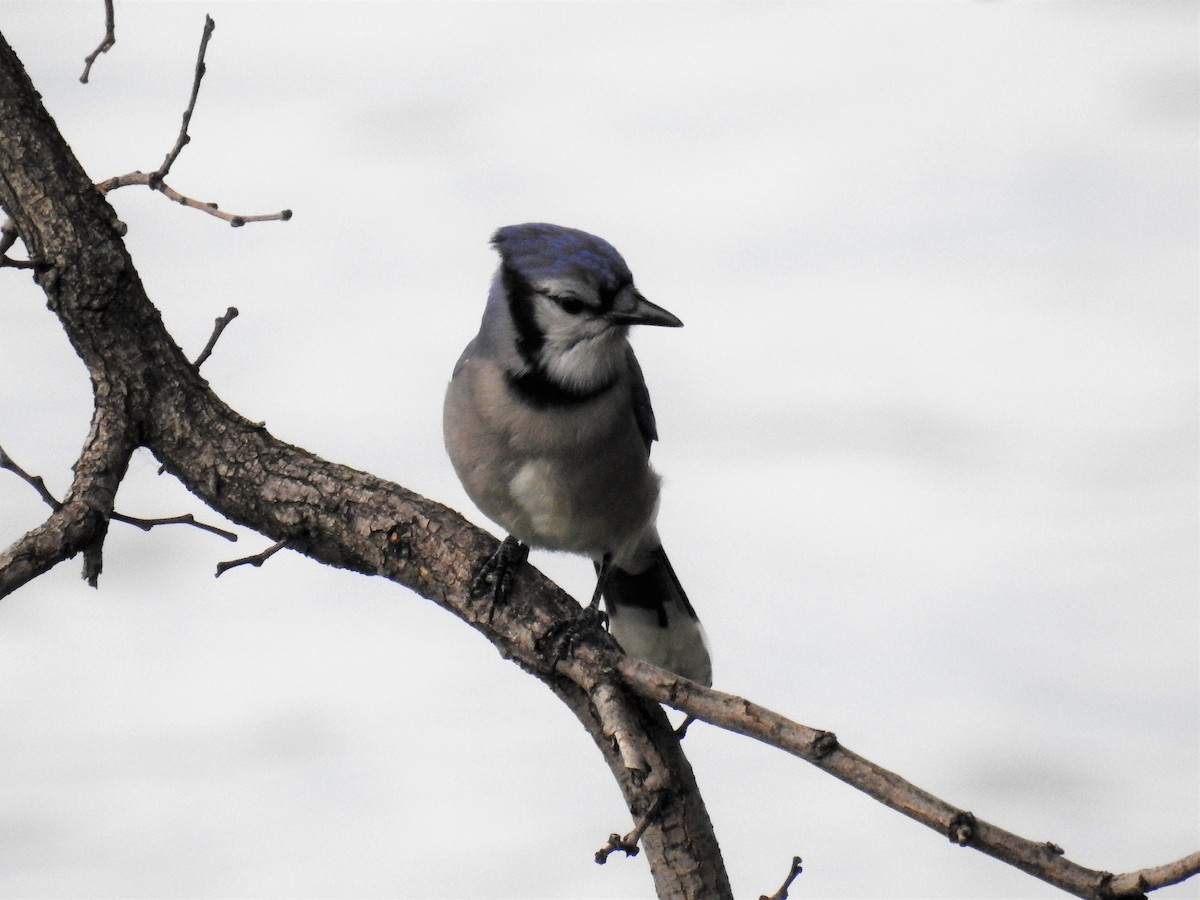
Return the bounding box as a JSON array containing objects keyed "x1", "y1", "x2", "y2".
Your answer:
[
  {"x1": 192, "y1": 306, "x2": 238, "y2": 368},
  {"x1": 1, "y1": 445, "x2": 238, "y2": 543},
  {"x1": 79, "y1": 0, "x2": 115, "y2": 84},
  {"x1": 93, "y1": 15, "x2": 291, "y2": 227},
  {"x1": 0, "y1": 402, "x2": 134, "y2": 593},
  {"x1": 759, "y1": 855, "x2": 804, "y2": 900},
  {"x1": 215, "y1": 538, "x2": 287, "y2": 576},
  {"x1": 615, "y1": 654, "x2": 1198, "y2": 899},
  {"x1": 156, "y1": 14, "x2": 214, "y2": 182}
]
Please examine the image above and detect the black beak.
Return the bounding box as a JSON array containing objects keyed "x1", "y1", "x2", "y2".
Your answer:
[{"x1": 607, "y1": 289, "x2": 684, "y2": 328}]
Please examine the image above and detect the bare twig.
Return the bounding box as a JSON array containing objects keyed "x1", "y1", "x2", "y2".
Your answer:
[
  {"x1": 675, "y1": 714, "x2": 698, "y2": 738},
  {"x1": 0, "y1": 219, "x2": 15, "y2": 256},
  {"x1": 1, "y1": 446, "x2": 237, "y2": 542},
  {"x1": 98, "y1": 171, "x2": 293, "y2": 228},
  {"x1": 759, "y1": 856, "x2": 803, "y2": 900},
  {"x1": 79, "y1": 0, "x2": 116, "y2": 84},
  {"x1": 0, "y1": 444, "x2": 61, "y2": 509},
  {"x1": 192, "y1": 306, "x2": 239, "y2": 368},
  {"x1": 155, "y1": 15, "x2": 215, "y2": 183},
  {"x1": 0, "y1": 255, "x2": 41, "y2": 270},
  {"x1": 111, "y1": 512, "x2": 237, "y2": 542},
  {"x1": 0, "y1": 218, "x2": 41, "y2": 269},
  {"x1": 595, "y1": 793, "x2": 664, "y2": 864},
  {"x1": 215, "y1": 539, "x2": 288, "y2": 577},
  {"x1": 95, "y1": 16, "x2": 292, "y2": 228},
  {"x1": 615, "y1": 655, "x2": 1200, "y2": 899},
  {"x1": 1108, "y1": 851, "x2": 1200, "y2": 896}
]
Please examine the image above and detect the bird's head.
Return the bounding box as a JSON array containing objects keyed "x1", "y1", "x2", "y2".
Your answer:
[{"x1": 490, "y1": 223, "x2": 681, "y2": 397}]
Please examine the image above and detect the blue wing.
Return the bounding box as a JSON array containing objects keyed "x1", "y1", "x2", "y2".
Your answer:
[{"x1": 626, "y1": 346, "x2": 658, "y2": 453}]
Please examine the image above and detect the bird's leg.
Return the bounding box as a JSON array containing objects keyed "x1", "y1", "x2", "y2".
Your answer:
[
  {"x1": 587, "y1": 553, "x2": 613, "y2": 613},
  {"x1": 471, "y1": 534, "x2": 529, "y2": 606},
  {"x1": 538, "y1": 553, "x2": 612, "y2": 665}
]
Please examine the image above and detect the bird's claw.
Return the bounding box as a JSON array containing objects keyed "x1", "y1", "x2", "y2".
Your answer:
[
  {"x1": 471, "y1": 535, "x2": 529, "y2": 606},
  {"x1": 538, "y1": 602, "x2": 610, "y2": 667}
]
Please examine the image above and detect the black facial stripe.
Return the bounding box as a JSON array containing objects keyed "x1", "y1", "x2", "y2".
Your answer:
[
  {"x1": 502, "y1": 264, "x2": 544, "y2": 365},
  {"x1": 506, "y1": 368, "x2": 615, "y2": 408}
]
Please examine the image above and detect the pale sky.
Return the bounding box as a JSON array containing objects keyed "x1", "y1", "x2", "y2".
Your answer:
[{"x1": 0, "y1": 3, "x2": 1197, "y2": 898}]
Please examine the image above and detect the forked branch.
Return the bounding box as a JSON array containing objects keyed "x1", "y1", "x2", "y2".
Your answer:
[
  {"x1": 95, "y1": 15, "x2": 291, "y2": 227},
  {"x1": 1, "y1": 446, "x2": 238, "y2": 545}
]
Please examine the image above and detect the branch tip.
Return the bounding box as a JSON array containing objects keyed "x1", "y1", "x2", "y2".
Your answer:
[
  {"x1": 759, "y1": 855, "x2": 804, "y2": 900},
  {"x1": 594, "y1": 793, "x2": 663, "y2": 864},
  {"x1": 79, "y1": 0, "x2": 116, "y2": 84},
  {"x1": 192, "y1": 306, "x2": 239, "y2": 369},
  {"x1": 90, "y1": 12, "x2": 289, "y2": 228},
  {"x1": 215, "y1": 539, "x2": 288, "y2": 577}
]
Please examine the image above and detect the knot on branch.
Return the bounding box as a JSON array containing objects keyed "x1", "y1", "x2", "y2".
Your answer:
[
  {"x1": 947, "y1": 810, "x2": 977, "y2": 846},
  {"x1": 810, "y1": 730, "x2": 839, "y2": 759}
]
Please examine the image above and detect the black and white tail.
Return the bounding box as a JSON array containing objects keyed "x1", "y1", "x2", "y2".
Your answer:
[{"x1": 602, "y1": 546, "x2": 712, "y2": 687}]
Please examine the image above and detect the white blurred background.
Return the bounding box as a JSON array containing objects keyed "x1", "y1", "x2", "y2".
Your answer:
[{"x1": 0, "y1": 2, "x2": 1195, "y2": 898}]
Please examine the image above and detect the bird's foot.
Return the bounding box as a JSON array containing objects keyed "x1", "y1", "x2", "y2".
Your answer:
[
  {"x1": 538, "y1": 601, "x2": 610, "y2": 668},
  {"x1": 471, "y1": 535, "x2": 529, "y2": 607}
]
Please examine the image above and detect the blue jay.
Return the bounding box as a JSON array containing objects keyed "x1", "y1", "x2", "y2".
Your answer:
[{"x1": 443, "y1": 223, "x2": 712, "y2": 686}]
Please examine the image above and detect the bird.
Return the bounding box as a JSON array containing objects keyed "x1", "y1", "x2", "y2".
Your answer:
[{"x1": 443, "y1": 223, "x2": 712, "y2": 687}]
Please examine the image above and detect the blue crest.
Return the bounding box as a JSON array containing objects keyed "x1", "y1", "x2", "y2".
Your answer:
[{"x1": 491, "y1": 223, "x2": 633, "y2": 293}]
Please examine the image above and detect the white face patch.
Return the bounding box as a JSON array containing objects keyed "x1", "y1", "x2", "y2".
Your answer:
[{"x1": 531, "y1": 294, "x2": 627, "y2": 393}]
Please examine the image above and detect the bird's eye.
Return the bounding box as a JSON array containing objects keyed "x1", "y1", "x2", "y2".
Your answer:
[{"x1": 551, "y1": 295, "x2": 587, "y2": 315}]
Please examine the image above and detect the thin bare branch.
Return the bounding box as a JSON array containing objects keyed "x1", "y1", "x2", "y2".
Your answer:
[
  {"x1": 193, "y1": 306, "x2": 239, "y2": 368},
  {"x1": 111, "y1": 511, "x2": 237, "y2": 542},
  {"x1": 614, "y1": 654, "x2": 1197, "y2": 899},
  {"x1": 79, "y1": 0, "x2": 116, "y2": 84},
  {"x1": 215, "y1": 539, "x2": 288, "y2": 577},
  {"x1": 98, "y1": 171, "x2": 292, "y2": 227},
  {"x1": 2, "y1": 446, "x2": 238, "y2": 543},
  {"x1": 0, "y1": 218, "x2": 42, "y2": 269},
  {"x1": 759, "y1": 856, "x2": 803, "y2": 900},
  {"x1": 0, "y1": 255, "x2": 40, "y2": 270},
  {"x1": 155, "y1": 15, "x2": 214, "y2": 182},
  {"x1": 93, "y1": 16, "x2": 292, "y2": 228},
  {"x1": 595, "y1": 793, "x2": 664, "y2": 864},
  {"x1": 1108, "y1": 851, "x2": 1200, "y2": 896},
  {"x1": 0, "y1": 444, "x2": 62, "y2": 510}
]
